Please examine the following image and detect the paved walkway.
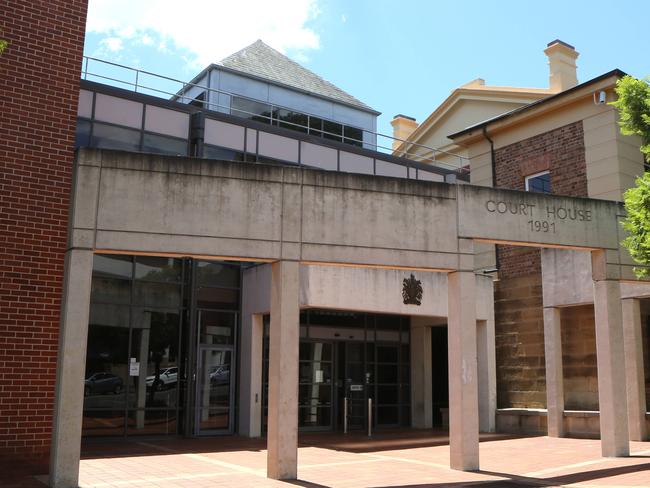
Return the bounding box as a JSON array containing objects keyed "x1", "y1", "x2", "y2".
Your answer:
[
  {"x1": 6, "y1": 431, "x2": 650, "y2": 487},
  {"x1": 74, "y1": 431, "x2": 650, "y2": 488}
]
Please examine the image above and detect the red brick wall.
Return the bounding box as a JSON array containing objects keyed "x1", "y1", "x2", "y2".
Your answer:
[
  {"x1": 0, "y1": 0, "x2": 88, "y2": 456},
  {"x1": 493, "y1": 121, "x2": 589, "y2": 408},
  {"x1": 495, "y1": 121, "x2": 588, "y2": 279}
]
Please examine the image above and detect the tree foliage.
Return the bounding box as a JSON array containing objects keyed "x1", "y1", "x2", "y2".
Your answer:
[
  {"x1": 0, "y1": 37, "x2": 7, "y2": 55},
  {"x1": 621, "y1": 174, "x2": 650, "y2": 277},
  {"x1": 611, "y1": 76, "x2": 650, "y2": 157},
  {"x1": 613, "y1": 76, "x2": 650, "y2": 276}
]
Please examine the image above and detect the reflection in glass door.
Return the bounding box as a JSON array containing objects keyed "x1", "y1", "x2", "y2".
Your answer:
[{"x1": 196, "y1": 347, "x2": 232, "y2": 434}]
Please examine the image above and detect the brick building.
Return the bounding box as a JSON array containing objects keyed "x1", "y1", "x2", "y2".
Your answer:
[
  {"x1": 0, "y1": 0, "x2": 89, "y2": 458},
  {"x1": 1, "y1": 4, "x2": 649, "y2": 487},
  {"x1": 450, "y1": 62, "x2": 650, "y2": 437}
]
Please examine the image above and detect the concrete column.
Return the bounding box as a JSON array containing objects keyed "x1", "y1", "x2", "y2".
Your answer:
[
  {"x1": 543, "y1": 306, "x2": 565, "y2": 437},
  {"x1": 410, "y1": 320, "x2": 432, "y2": 429},
  {"x1": 238, "y1": 313, "x2": 264, "y2": 437},
  {"x1": 621, "y1": 298, "x2": 648, "y2": 441},
  {"x1": 267, "y1": 260, "x2": 299, "y2": 480},
  {"x1": 447, "y1": 270, "x2": 479, "y2": 471},
  {"x1": 50, "y1": 249, "x2": 94, "y2": 488},
  {"x1": 592, "y1": 251, "x2": 629, "y2": 457}
]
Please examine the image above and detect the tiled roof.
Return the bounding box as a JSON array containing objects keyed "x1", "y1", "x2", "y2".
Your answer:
[{"x1": 219, "y1": 40, "x2": 377, "y2": 113}]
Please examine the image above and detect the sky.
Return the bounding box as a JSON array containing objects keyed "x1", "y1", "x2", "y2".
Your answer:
[{"x1": 83, "y1": 0, "x2": 650, "y2": 140}]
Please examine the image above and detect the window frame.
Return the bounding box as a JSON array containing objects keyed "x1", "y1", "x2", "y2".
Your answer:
[{"x1": 524, "y1": 170, "x2": 551, "y2": 193}]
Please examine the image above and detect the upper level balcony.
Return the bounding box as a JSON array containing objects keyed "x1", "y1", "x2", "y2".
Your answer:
[{"x1": 76, "y1": 57, "x2": 470, "y2": 183}]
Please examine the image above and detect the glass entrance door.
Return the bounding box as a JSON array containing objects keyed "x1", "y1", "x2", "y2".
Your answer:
[
  {"x1": 342, "y1": 342, "x2": 367, "y2": 431},
  {"x1": 195, "y1": 346, "x2": 232, "y2": 434}
]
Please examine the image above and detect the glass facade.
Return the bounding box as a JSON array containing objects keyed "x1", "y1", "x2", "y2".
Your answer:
[
  {"x1": 83, "y1": 254, "x2": 240, "y2": 438},
  {"x1": 230, "y1": 96, "x2": 364, "y2": 147},
  {"x1": 85, "y1": 255, "x2": 412, "y2": 439},
  {"x1": 262, "y1": 310, "x2": 410, "y2": 433}
]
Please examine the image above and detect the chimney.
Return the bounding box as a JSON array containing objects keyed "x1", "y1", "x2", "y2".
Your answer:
[
  {"x1": 544, "y1": 39, "x2": 579, "y2": 92},
  {"x1": 390, "y1": 114, "x2": 418, "y2": 151}
]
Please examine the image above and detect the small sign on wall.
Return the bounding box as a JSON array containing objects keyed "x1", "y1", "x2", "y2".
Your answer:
[{"x1": 129, "y1": 358, "x2": 140, "y2": 376}]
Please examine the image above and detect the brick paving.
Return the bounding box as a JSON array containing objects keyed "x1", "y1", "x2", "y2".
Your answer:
[{"x1": 5, "y1": 431, "x2": 650, "y2": 487}]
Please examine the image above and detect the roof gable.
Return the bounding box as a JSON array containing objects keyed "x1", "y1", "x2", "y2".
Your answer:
[
  {"x1": 395, "y1": 85, "x2": 549, "y2": 154},
  {"x1": 219, "y1": 40, "x2": 378, "y2": 113}
]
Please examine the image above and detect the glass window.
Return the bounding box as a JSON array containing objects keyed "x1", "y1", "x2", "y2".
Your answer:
[
  {"x1": 135, "y1": 256, "x2": 182, "y2": 283},
  {"x1": 199, "y1": 311, "x2": 236, "y2": 345},
  {"x1": 93, "y1": 254, "x2": 133, "y2": 280},
  {"x1": 196, "y1": 287, "x2": 239, "y2": 310},
  {"x1": 299, "y1": 362, "x2": 332, "y2": 384},
  {"x1": 91, "y1": 277, "x2": 131, "y2": 304},
  {"x1": 129, "y1": 309, "x2": 180, "y2": 409},
  {"x1": 309, "y1": 116, "x2": 323, "y2": 137},
  {"x1": 92, "y1": 122, "x2": 141, "y2": 151},
  {"x1": 84, "y1": 304, "x2": 130, "y2": 410},
  {"x1": 76, "y1": 119, "x2": 91, "y2": 147},
  {"x1": 323, "y1": 120, "x2": 343, "y2": 142},
  {"x1": 299, "y1": 407, "x2": 331, "y2": 427},
  {"x1": 344, "y1": 126, "x2": 363, "y2": 147},
  {"x1": 142, "y1": 133, "x2": 188, "y2": 156},
  {"x1": 231, "y1": 97, "x2": 272, "y2": 124},
  {"x1": 525, "y1": 171, "x2": 551, "y2": 193},
  {"x1": 196, "y1": 262, "x2": 240, "y2": 287},
  {"x1": 127, "y1": 410, "x2": 177, "y2": 435},
  {"x1": 133, "y1": 282, "x2": 181, "y2": 307},
  {"x1": 275, "y1": 109, "x2": 308, "y2": 133},
  {"x1": 82, "y1": 410, "x2": 126, "y2": 437},
  {"x1": 299, "y1": 342, "x2": 333, "y2": 362}
]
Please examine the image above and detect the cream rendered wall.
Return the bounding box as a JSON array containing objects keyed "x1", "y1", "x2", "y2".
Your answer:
[
  {"x1": 404, "y1": 98, "x2": 527, "y2": 169},
  {"x1": 422, "y1": 99, "x2": 524, "y2": 151}
]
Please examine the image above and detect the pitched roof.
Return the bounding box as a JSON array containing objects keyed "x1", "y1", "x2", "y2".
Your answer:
[
  {"x1": 218, "y1": 40, "x2": 378, "y2": 113},
  {"x1": 449, "y1": 69, "x2": 626, "y2": 140}
]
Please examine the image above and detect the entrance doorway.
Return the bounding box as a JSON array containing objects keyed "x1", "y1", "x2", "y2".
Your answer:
[
  {"x1": 263, "y1": 310, "x2": 411, "y2": 433},
  {"x1": 431, "y1": 327, "x2": 449, "y2": 427}
]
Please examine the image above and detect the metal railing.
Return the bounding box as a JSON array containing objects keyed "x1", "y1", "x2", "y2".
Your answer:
[{"x1": 81, "y1": 56, "x2": 470, "y2": 174}]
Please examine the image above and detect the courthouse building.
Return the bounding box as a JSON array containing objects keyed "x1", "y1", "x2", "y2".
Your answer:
[{"x1": 1, "y1": 3, "x2": 649, "y2": 488}]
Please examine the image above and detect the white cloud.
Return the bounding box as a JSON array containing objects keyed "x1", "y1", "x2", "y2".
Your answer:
[
  {"x1": 100, "y1": 36, "x2": 124, "y2": 52},
  {"x1": 341, "y1": 14, "x2": 347, "y2": 23},
  {"x1": 86, "y1": 0, "x2": 321, "y2": 68}
]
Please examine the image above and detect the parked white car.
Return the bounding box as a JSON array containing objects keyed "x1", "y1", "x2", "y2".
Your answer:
[{"x1": 145, "y1": 366, "x2": 178, "y2": 390}]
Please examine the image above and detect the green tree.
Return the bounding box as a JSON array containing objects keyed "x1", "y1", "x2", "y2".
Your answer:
[
  {"x1": 0, "y1": 37, "x2": 7, "y2": 55},
  {"x1": 612, "y1": 76, "x2": 650, "y2": 276}
]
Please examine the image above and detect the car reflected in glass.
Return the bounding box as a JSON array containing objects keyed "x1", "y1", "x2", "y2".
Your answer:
[
  {"x1": 146, "y1": 367, "x2": 178, "y2": 391},
  {"x1": 84, "y1": 372, "x2": 123, "y2": 396}
]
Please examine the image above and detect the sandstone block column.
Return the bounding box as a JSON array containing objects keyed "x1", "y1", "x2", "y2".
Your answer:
[
  {"x1": 591, "y1": 250, "x2": 629, "y2": 457},
  {"x1": 543, "y1": 306, "x2": 565, "y2": 437},
  {"x1": 621, "y1": 298, "x2": 648, "y2": 441},
  {"x1": 50, "y1": 249, "x2": 94, "y2": 488},
  {"x1": 267, "y1": 261, "x2": 300, "y2": 479},
  {"x1": 447, "y1": 269, "x2": 479, "y2": 471}
]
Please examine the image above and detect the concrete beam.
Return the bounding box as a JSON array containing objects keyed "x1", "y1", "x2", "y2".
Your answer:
[
  {"x1": 267, "y1": 261, "x2": 300, "y2": 479},
  {"x1": 447, "y1": 270, "x2": 479, "y2": 471},
  {"x1": 50, "y1": 249, "x2": 94, "y2": 488}
]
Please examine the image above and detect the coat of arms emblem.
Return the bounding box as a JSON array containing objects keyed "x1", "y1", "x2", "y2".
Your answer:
[{"x1": 402, "y1": 273, "x2": 423, "y2": 306}]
